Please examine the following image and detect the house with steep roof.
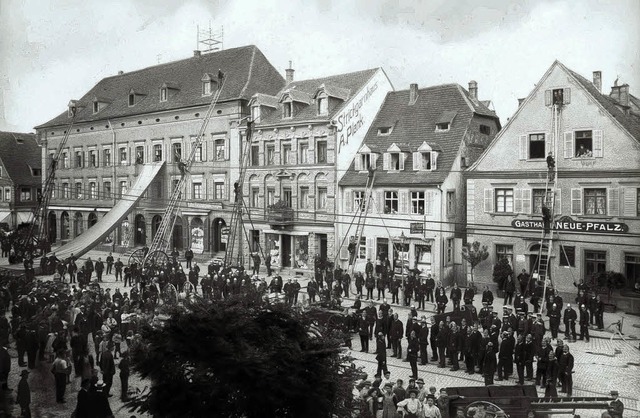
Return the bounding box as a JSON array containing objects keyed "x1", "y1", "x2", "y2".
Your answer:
[
  {"x1": 35, "y1": 45, "x2": 285, "y2": 254},
  {"x1": 0, "y1": 132, "x2": 41, "y2": 229},
  {"x1": 338, "y1": 81, "x2": 500, "y2": 284},
  {"x1": 466, "y1": 61, "x2": 640, "y2": 311},
  {"x1": 240, "y1": 67, "x2": 392, "y2": 271}
]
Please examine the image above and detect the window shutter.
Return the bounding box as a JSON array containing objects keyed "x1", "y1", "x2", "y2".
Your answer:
[
  {"x1": 571, "y1": 188, "x2": 582, "y2": 215},
  {"x1": 345, "y1": 190, "x2": 352, "y2": 213},
  {"x1": 555, "y1": 189, "x2": 561, "y2": 214},
  {"x1": 366, "y1": 237, "x2": 374, "y2": 260},
  {"x1": 593, "y1": 130, "x2": 603, "y2": 158},
  {"x1": 522, "y1": 189, "x2": 532, "y2": 214},
  {"x1": 400, "y1": 191, "x2": 408, "y2": 214},
  {"x1": 371, "y1": 153, "x2": 379, "y2": 168},
  {"x1": 204, "y1": 178, "x2": 209, "y2": 200},
  {"x1": 413, "y1": 152, "x2": 421, "y2": 170},
  {"x1": 563, "y1": 132, "x2": 574, "y2": 159},
  {"x1": 201, "y1": 141, "x2": 207, "y2": 162},
  {"x1": 563, "y1": 88, "x2": 571, "y2": 104},
  {"x1": 431, "y1": 151, "x2": 438, "y2": 170},
  {"x1": 354, "y1": 155, "x2": 362, "y2": 171},
  {"x1": 376, "y1": 191, "x2": 383, "y2": 213},
  {"x1": 484, "y1": 189, "x2": 494, "y2": 213},
  {"x1": 608, "y1": 188, "x2": 620, "y2": 216},
  {"x1": 519, "y1": 135, "x2": 528, "y2": 160},
  {"x1": 425, "y1": 191, "x2": 433, "y2": 216},
  {"x1": 544, "y1": 90, "x2": 552, "y2": 106},
  {"x1": 399, "y1": 153, "x2": 406, "y2": 170},
  {"x1": 225, "y1": 136, "x2": 230, "y2": 160},
  {"x1": 622, "y1": 187, "x2": 637, "y2": 216},
  {"x1": 544, "y1": 132, "x2": 550, "y2": 156},
  {"x1": 514, "y1": 189, "x2": 523, "y2": 213},
  {"x1": 383, "y1": 153, "x2": 390, "y2": 170}
]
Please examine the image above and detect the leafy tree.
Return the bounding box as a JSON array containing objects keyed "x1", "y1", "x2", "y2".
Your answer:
[
  {"x1": 461, "y1": 241, "x2": 489, "y2": 286},
  {"x1": 127, "y1": 288, "x2": 360, "y2": 418},
  {"x1": 492, "y1": 258, "x2": 513, "y2": 291}
]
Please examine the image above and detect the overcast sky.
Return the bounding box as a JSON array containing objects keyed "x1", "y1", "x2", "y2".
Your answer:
[{"x1": 1, "y1": 0, "x2": 638, "y2": 132}]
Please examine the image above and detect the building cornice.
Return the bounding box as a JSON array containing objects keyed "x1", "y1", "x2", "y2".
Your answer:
[{"x1": 465, "y1": 170, "x2": 640, "y2": 179}]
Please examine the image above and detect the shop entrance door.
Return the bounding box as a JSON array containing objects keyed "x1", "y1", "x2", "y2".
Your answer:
[{"x1": 282, "y1": 235, "x2": 292, "y2": 267}]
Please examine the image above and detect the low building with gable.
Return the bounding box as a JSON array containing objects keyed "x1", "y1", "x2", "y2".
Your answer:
[
  {"x1": 466, "y1": 61, "x2": 640, "y2": 311},
  {"x1": 338, "y1": 81, "x2": 500, "y2": 285},
  {"x1": 0, "y1": 132, "x2": 41, "y2": 229}
]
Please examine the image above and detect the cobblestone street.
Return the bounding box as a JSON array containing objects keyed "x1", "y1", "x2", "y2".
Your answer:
[{"x1": 2, "y1": 249, "x2": 639, "y2": 417}]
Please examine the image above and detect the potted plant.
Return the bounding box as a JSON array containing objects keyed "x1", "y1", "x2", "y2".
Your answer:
[{"x1": 461, "y1": 241, "x2": 489, "y2": 292}]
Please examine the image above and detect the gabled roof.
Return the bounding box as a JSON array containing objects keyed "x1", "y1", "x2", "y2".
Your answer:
[
  {"x1": 256, "y1": 68, "x2": 380, "y2": 126},
  {"x1": 0, "y1": 132, "x2": 41, "y2": 186},
  {"x1": 468, "y1": 60, "x2": 640, "y2": 171},
  {"x1": 563, "y1": 65, "x2": 640, "y2": 142},
  {"x1": 340, "y1": 83, "x2": 499, "y2": 187},
  {"x1": 250, "y1": 93, "x2": 280, "y2": 109},
  {"x1": 36, "y1": 45, "x2": 285, "y2": 129},
  {"x1": 315, "y1": 83, "x2": 350, "y2": 101},
  {"x1": 281, "y1": 89, "x2": 312, "y2": 105}
]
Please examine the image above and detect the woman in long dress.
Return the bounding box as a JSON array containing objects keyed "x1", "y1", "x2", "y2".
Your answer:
[{"x1": 381, "y1": 383, "x2": 397, "y2": 418}]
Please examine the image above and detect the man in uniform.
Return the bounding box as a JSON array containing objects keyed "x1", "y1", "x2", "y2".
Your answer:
[
  {"x1": 563, "y1": 304, "x2": 577, "y2": 342},
  {"x1": 449, "y1": 283, "x2": 462, "y2": 311},
  {"x1": 548, "y1": 303, "x2": 561, "y2": 339},
  {"x1": 106, "y1": 252, "x2": 114, "y2": 275},
  {"x1": 578, "y1": 304, "x2": 590, "y2": 342}
]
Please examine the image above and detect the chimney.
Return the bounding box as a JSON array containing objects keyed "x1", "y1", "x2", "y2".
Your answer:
[
  {"x1": 285, "y1": 61, "x2": 295, "y2": 84},
  {"x1": 518, "y1": 98, "x2": 525, "y2": 107},
  {"x1": 193, "y1": 50, "x2": 201, "y2": 57},
  {"x1": 117, "y1": 70, "x2": 124, "y2": 75},
  {"x1": 409, "y1": 83, "x2": 418, "y2": 105},
  {"x1": 619, "y1": 84, "x2": 630, "y2": 107},
  {"x1": 592, "y1": 71, "x2": 602, "y2": 93},
  {"x1": 468, "y1": 80, "x2": 478, "y2": 100}
]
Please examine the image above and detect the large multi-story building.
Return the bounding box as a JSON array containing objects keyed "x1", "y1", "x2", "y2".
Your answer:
[
  {"x1": 466, "y1": 61, "x2": 640, "y2": 311},
  {"x1": 240, "y1": 67, "x2": 392, "y2": 271},
  {"x1": 338, "y1": 82, "x2": 500, "y2": 284},
  {"x1": 0, "y1": 132, "x2": 41, "y2": 229},
  {"x1": 35, "y1": 45, "x2": 284, "y2": 256}
]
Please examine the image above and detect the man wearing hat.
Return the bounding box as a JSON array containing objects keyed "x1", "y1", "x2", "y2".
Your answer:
[
  {"x1": 415, "y1": 378, "x2": 427, "y2": 400},
  {"x1": 608, "y1": 390, "x2": 624, "y2": 418},
  {"x1": 563, "y1": 304, "x2": 577, "y2": 342},
  {"x1": 578, "y1": 304, "x2": 590, "y2": 342},
  {"x1": 418, "y1": 318, "x2": 430, "y2": 365},
  {"x1": 17, "y1": 370, "x2": 30, "y2": 418}
]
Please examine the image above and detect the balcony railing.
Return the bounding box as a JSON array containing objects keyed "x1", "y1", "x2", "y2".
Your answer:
[{"x1": 266, "y1": 207, "x2": 295, "y2": 227}]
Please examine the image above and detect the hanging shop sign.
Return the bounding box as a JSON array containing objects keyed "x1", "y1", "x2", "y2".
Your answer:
[
  {"x1": 511, "y1": 216, "x2": 628, "y2": 233},
  {"x1": 409, "y1": 222, "x2": 424, "y2": 234}
]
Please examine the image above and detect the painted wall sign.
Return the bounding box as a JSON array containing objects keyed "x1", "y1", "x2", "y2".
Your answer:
[
  {"x1": 335, "y1": 69, "x2": 393, "y2": 181},
  {"x1": 511, "y1": 216, "x2": 628, "y2": 233},
  {"x1": 410, "y1": 222, "x2": 424, "y2": 234}
]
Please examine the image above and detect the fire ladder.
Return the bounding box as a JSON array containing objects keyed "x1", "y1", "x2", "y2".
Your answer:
[
  {"x1": 337, "y1": 167, "x2": 377, "y2": 278},
  {"x1": 537, "y1": 103, "x2": 560, "y2": 313},
  {"x1": 139, "y1": 71, "x2": 226, "y2": 268},
  {"x1": 21, "y1": 110, "x2": 78, "y2": 256},
  {"x1": 222, "y1": 120, "x2": 255, "y2": 268}
]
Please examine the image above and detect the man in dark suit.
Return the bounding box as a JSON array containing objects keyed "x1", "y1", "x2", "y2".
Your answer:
[{"x1": 100, "y1": 345, "x2": 116, "y2": 397}]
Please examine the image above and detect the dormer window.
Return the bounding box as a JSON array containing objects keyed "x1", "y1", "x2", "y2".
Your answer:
[
  {"x1": 93, "y1": 101, "x2": 99, "y2": 114},
  {"x1": 435, "y1": 110, "x2": 456, "y2": 132},
  {"x1": 128, "y1": 93, "x2": 135, "y2": 106},
  {"x1": 377, "y1": 127, "x2": 392, "y2": 136},
  {"x1": 413, "y1": 141, "x2": 438, "y2": 171},
  {"x1": 203, "y1": 81, "x2": 212, "y2": 96},
  {"x1": 251, "y1": 105, "x2": 261, "y2": 122},
  {"x1": 317, "y1": 93, "x2": 328, "y2": 116},
  {"x1": 354, "y1": 146, "x2": 377, "y2": 171},
  {"x1": 68, "y1": 100, "x2": 78, "y2": 118},
  {"x1": 92, "y1": 97, "x2": 111, "y2": 114},
  {"x1": 383, "y1": 144, "x2": 405, "y2": 171},
  {"x1": 283, "y1": 101, "x2": 293, "y2": 118},
  {"x1": 160, "y1": 88, "x2": 168, "y2": 102}
]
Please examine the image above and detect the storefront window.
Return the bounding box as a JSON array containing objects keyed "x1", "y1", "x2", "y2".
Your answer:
[
  {"x1": 415, "y1": 244, "x2": 432, "y2": 275},
  {"x1": 294, "y1": 235, "x2": 309, "y2": 269},
  {"x1": 266, "y1": 233, "x2": 280, "y2": 269}
]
